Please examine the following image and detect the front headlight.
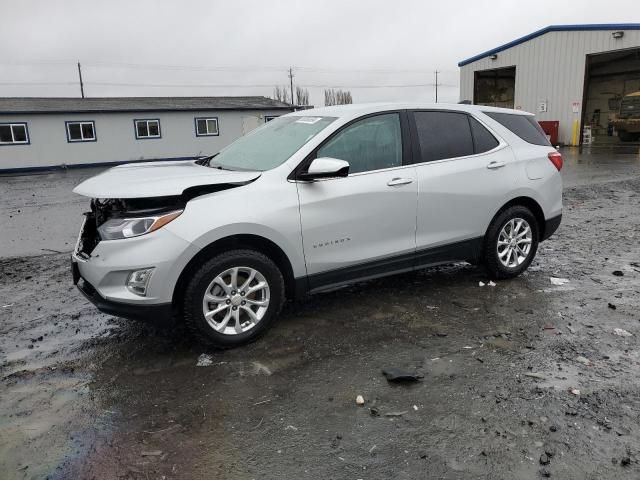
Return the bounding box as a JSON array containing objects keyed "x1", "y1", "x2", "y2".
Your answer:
[{"x1": 98, "y1": 210, "x2": 183, "y2": 240}]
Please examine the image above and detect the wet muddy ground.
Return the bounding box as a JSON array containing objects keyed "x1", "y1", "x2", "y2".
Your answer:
[{"x1": 1, "y1": 148, "x2": 640, "y2": 479}]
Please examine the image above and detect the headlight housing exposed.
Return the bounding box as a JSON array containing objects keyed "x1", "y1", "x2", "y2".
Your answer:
[{"x1": 97, "y1": 210, "x2": 183, "y2": 240}]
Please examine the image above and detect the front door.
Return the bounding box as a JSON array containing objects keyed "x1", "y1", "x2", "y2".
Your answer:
[{"x1": 296, "y1": 112, "x2": 417, "y2": 290}]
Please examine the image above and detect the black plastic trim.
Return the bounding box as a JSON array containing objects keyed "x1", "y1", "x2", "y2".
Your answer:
[
  {"x1": 302, "y1": 237, "x2": 483, "y2": 294},
  {"x1": 542, "y1": 214, "x2": 562, "y2": 241},
  {"x1": 75, "y1": 272, "x2": 172, "y2": 321},
  {"x1": 414, "y1": 237, "x2": 482, "y2": 267},
  {"x1": 297, "y1": 164, "x2": 349, "y2": 181}
]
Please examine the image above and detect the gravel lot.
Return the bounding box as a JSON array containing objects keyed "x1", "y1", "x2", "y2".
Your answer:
[{"x1": 1, "y1": 147, "x2": 640, "y2": 479}]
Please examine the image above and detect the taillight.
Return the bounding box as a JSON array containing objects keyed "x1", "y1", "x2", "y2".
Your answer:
[{"x1": 548, "y1": 151, "x2": 563, "y2": 171}]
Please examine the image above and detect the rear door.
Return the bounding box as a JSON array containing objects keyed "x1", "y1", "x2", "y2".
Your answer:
[
  {"x1": 296, "y1": 111, "x2": 418, "y2": 289},
  {"x1": 410, "y1": 110, "x2": 516, "y2": 263}
]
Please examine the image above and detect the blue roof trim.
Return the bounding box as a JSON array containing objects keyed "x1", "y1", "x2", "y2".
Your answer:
[{"x1": 458, "y1": 23, "x2": 640, "y2": 67}]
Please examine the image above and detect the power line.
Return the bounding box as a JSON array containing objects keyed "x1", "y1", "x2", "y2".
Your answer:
[
  {"x1": 0, "y1": 60, "x2": 458, "y2": 75},
  {"x1": 85, "y1": 62, "x2": 289, "y2": 72},
  {"x1": 296, "y1": 67, "x2": 458, "y2": 75},
  {"x1": 0, "y1": 81, "x2": 77, "y2": 86},
  {"x1": 0, "y1": 80, "x2": 459, "y2": 90},
  {"x1": 0, "y1": 81, "x2": 459, "y2": 89},
  {"x1": 80, "y1": 81, "x2": 458, "y2": 89},
  {"x1": 0, "y1": 60, "x2": 77, "y2": 67}
]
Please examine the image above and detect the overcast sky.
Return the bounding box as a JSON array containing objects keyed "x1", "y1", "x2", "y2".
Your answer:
[{"x1": 1, "y1": 0, "x2": 637, "y2": 106}]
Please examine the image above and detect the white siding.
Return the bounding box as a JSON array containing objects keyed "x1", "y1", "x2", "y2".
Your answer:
[
  {"x1": 460, "y1": 29, "x2": 640, "y2": 145},
  {"x1": 0, "y1": 109, "x2": 286, "y2": 171}
]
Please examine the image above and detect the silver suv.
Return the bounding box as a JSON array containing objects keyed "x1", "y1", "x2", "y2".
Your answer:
[{"x1": 72, "y1": 103, "x2": 563, "y2": 347}]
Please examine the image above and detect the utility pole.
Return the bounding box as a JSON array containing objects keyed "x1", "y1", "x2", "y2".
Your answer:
[
  {"x1": 288, "y1": 67, "x2": 295, "y2": 106},
  {"x1": 77, "y1": 62, "x2": 85, "y2": 98},
  {"x1": 434, "y1": 70, "x2": 439, "y2": 103}
]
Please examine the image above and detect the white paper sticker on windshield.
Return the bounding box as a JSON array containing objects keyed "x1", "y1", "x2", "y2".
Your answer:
[{"x1": 296, "y1": 117, "x2": 322, "y2": 124}]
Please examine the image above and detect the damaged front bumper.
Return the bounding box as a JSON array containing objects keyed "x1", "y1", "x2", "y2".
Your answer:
[
  {"x1": 72, "y1": 261, "x2": 173, "y2": 321},
  {"x1": 71, "y1": 209, "x2": 198, "y2": 321}
]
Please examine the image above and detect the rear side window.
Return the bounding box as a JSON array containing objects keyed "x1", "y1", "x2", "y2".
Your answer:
[
  {"x1": 484, "y1": 112, "x2": 550, "y2": 146},
  {"x1": 469, "y1": 117, "x2": 499, "y2": 153},
  {"x1": 413, "y1": 111, "x2": 474, "y2": 162}
]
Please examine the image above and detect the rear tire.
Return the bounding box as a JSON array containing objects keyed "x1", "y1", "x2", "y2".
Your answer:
[
  {"x1": 483, "y1": 206, "x2": 539, "y2": 279},
  {"x1": 182, "y1": 249, "x2": 285, "y2": 348}
]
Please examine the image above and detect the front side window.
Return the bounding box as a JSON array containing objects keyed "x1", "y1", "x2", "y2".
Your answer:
[
  {"x1": 264, "y1": 116, "x2": 278, "y2": 122},
  {"x1": 195, "y1": 117, "x2": 219, "y2": 136},
  {"x1": 317, "y1": 113, "x2": 402, "y2": 174},
  {"x1": 413, "y1": 111, "x2": 474, "y2": 163},
  {"x1": 66, "y1": 121, "x2": 96, "y2": 142},
  {"x1": 208, "y1": 115, "x2": 335, "y2": 171},
  {"x1": 0, "y1": 123, "x2": 29, "y2": 145},
  {"x1": 135, "y1": 119, "x2": 161, "y2": 139}
]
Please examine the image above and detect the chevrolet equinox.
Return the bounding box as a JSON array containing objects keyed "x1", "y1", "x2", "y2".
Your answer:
[{"x1": 72, "y1": 103, "x2": 563, "y2": 347}]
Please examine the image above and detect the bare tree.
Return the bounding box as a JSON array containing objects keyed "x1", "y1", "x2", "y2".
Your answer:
[
  {"x1": 296, "y1": 86, "x2": 310, "y2": 106},
  {"x1": 272, "y1": 86, "x2": 290, "y2": 104},
  {"x1": 324, "y1": 88, "x2": 353, "y2": 106}
]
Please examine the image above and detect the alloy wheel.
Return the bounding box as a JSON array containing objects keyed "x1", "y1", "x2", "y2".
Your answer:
[
  {"x1": 497, "y1": 218, "x2": 533, "y2": 268},
  {"x1": 202, "y1": 266, "x2": 270, "y2": 335}
]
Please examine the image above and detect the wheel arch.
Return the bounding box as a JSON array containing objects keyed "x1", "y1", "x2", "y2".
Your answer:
[
  {"x1": 172, "y1": 234, "x2": 298, "y2": 309},
  {"x1": 486, "y1": 196, "x2": 546, "y2": 241}
]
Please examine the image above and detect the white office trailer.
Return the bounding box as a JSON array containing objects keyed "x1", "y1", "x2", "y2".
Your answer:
[
  {"x1": 458, "y1": 24, "x2": 640, "y2": 146},
  {"x1": 0, "y1": 97, "x2": 293, "y2": 173}
]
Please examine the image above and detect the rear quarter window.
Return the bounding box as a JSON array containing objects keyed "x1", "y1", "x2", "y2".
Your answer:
[
  {"x1": 469, "y1": 117, "x2": 499, "y2": 153},
  {"x1": 484, "y1": 112, "x2": 550, "y2": 146}
]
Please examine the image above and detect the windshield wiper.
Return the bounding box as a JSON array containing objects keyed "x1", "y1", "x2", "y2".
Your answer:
[
  {"x1": 194, "y1": 154, "x2": 261, "y2": 172},
  {"x1": 195, "y1": 154, "x2": 215, "y2": 166},
  {"x1": 195, "y1": 154, "x2": 235, "y2": 170}
]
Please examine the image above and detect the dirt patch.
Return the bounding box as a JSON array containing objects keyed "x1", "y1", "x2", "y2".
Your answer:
[{"x1": 1, "y1": 176, "x2": 640, "y2": 479}]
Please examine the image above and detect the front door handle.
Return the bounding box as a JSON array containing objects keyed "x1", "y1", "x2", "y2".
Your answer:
[
  {"x1": 487, "y1": 161, "x2": 506, "y2": 170},
  {"x1": 387, "y1": 177, "x2": 413, "y2": 186}
]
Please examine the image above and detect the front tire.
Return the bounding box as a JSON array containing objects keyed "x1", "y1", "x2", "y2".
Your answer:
[
  {"x1": 183, "y1": 249, "x2": 285, "y2": 348},
  {"x1": 483, "y1": 206, "x2": 539, "y2": 279}
]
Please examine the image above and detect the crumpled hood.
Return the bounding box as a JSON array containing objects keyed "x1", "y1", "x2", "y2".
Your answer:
[{"x1": 73, "y1": 160, "x2": 261, "y2": 198}]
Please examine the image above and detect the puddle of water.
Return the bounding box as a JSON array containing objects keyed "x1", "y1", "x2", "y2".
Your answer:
[{"x1": 0, "y1": 373, "x2": 113, "y2": 480}]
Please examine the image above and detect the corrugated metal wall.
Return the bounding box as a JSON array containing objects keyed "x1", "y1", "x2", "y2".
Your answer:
[{"x1": 460, "y1": 30, "x2": 640, "y2": 145}]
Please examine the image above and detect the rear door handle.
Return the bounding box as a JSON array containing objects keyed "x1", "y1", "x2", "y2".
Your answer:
[
  {"x1": 387, "y1": 177, "x2": 413, "y2": 186},
  {"x1": 486, "y1": 161, "x2": 506, "y2": 169}
]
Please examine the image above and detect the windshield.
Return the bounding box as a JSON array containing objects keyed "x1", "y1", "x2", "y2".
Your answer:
[{"x1": 208, "y1": 115, "x2": 336, "y2": 171}]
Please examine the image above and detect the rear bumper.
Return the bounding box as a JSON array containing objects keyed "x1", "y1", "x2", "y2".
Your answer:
[
  {"x1": 73, "y1": 259, "x2": 173, "y2": 321},
  {"x1": 542, "y1": 214, "x2": 562, "y2": 241}
]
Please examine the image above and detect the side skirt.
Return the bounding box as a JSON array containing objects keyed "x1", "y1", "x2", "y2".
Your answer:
[{"x1": 296, "y1": 237, "x2": 483, "y2": 296}]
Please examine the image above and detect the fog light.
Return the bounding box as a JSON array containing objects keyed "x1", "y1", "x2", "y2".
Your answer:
[{"x1": 126, "y1": 268, "x2": 154, "y2": 296}]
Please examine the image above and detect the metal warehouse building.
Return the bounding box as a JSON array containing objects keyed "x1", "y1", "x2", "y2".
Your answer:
[
  {"x1": 0, "y1": 96, "x2": 292, "y2": 173},
  {"x1": 459, "y1": 24, "x2": 640, "y2": 146}
]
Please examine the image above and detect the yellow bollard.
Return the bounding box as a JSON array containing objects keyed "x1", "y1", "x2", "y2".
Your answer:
[{"x1": 572, "y1": 119, "x2": 579, "y2": 146}]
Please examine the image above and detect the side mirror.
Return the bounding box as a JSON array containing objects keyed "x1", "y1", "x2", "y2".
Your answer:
[{"x1": 298, "y1": 157, "x2": 349, "y2": 181}]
